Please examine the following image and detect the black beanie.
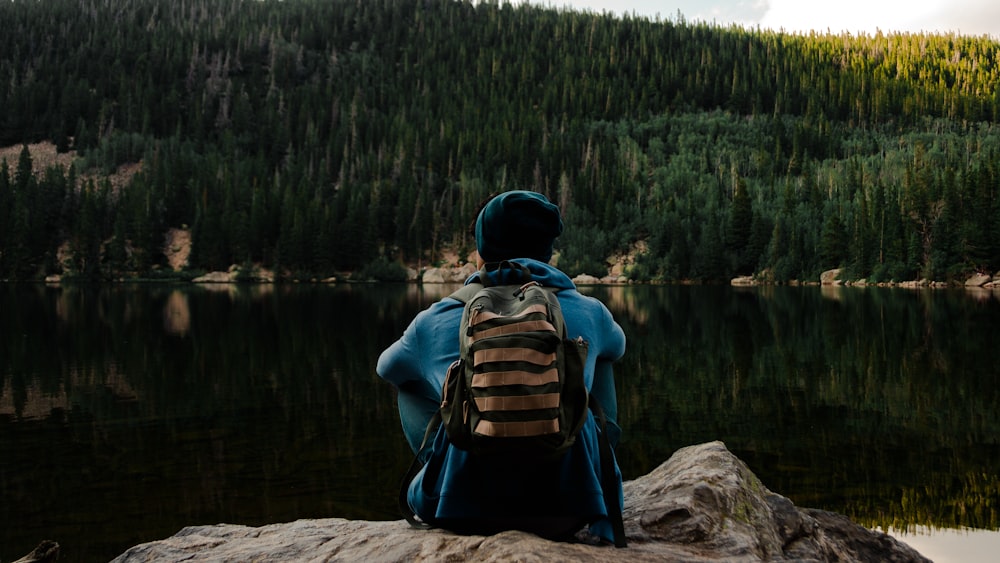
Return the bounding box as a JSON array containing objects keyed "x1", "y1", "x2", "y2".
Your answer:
[{"x1": 475, "y1": 190, "x2": 563, "y2": 263}]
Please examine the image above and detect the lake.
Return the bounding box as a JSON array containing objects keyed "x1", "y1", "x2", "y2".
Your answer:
[{"x1": 1, "y1": 282, "x2": 998, "y2": 562}]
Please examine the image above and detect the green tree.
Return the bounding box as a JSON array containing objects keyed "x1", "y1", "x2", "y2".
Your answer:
[
  {"x1": 726, "y1": 176, "x2": 753, "y2": 274},
  {"x1": 819, "y1": 213, "x2": 847, "y2": 268}
]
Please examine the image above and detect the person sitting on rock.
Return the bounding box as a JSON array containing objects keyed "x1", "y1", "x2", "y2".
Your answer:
[{"x1": 377, "y1": 190, "x2": 627, "y2": 544}]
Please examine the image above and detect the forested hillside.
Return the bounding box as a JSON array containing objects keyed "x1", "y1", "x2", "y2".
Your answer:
[{"x1": 1, "y1": 0, "x2": 999, "y2": 282}]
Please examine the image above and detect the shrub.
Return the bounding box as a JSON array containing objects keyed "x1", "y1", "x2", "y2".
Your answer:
[{"x1": 354, "y1": 258, "x2": 409, "y2": 282}]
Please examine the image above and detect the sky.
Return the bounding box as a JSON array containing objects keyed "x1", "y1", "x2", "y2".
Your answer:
[{"x1": 521, "y1": 0, "x2": 1000, "y2": 38}]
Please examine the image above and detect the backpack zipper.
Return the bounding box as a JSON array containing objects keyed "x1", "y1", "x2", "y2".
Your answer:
[{"x1": 512, "y1": 281, "x2": 540, "y2": 300}]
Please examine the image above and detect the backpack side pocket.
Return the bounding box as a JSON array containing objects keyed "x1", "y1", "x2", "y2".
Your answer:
[
  {"x1": 440, "y1": 359, "x2": 473, "y2": 451},
  {"x1": 561, "y1": 336, "x2": 590, "y2": 442}
]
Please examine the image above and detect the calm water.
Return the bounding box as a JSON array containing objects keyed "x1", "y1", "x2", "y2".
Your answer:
[{"x1": 1, "y1": 282, "x2": 998, "y2": 562}]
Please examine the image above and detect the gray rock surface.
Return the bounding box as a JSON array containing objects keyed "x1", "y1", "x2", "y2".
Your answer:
[{"x1": 111, "y1": 441, "x2": 929, "y2": 562}]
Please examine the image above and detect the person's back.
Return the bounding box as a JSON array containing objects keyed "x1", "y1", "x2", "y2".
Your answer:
[{"x1": 376, "y1": 191, "x2": 626, "y2": 544}]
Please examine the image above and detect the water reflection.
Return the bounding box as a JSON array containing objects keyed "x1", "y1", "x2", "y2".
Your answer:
[
  {"x1": 163, "y1": 290, "x2": 191, "y2": 336},
  {"x1": 599, "y1": 285, "x2": 999, "y2": 536},
  {"x1": 0, "y1": 283, "x2": 998, "y2": 562}
]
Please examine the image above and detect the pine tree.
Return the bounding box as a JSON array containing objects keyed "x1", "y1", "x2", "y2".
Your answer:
[
  {"x1": 726, "y1": 176, "x2": 753, "y2": 274},
  {"x1": 819, "y1": 213, "x2": 847, "y2": 268}
]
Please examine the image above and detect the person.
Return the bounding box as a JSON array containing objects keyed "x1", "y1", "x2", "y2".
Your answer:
[{"x1": 376, "y1": 190, "x2": 627, "y2": 544}]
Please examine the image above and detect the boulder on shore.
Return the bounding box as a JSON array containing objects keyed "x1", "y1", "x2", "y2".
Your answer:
[
  {"x1": 965, "y1": 272, "x2": 993, "y2": 287},
  {"x1": 110, "y1": 441, "x2": 928, "y2": 562},
  {"x1": 820, "y1": 269, "x2": 842, "y2": 285},
  {"x1": 422, "y1": 263, "x2": 476, "y2": 283},
  {"x1": 191, "y1": 270, "x2": 235, "y2": 283}
]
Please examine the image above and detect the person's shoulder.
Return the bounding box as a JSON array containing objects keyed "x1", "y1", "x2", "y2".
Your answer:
[
  {"x1": 430, "y1": 293, "x2": 467, "y2": 312},
  {"x1": 556, "y1": 288, "x2": 610, "y2": 314},
  {"x1": 409, "y1": 294, "x2": 465, "y2": 325}
]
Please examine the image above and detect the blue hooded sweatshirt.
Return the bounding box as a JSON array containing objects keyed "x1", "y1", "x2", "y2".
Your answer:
[{"x1": 377, "y1": 259, "x2": 626, "y2": 541}]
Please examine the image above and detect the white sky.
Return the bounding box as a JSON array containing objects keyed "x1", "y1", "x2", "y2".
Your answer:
[{"x1": 521, "y1": 0, "x2": 1000, "y2": 38}]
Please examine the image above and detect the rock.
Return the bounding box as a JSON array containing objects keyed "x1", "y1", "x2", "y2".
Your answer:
[
  {"x1": 457, "y1": 263, "x2": 477, "y2": 280},
  {"x1": 192, "y1": 266, "x2": 275, "y2": 283},
  {"x1": 13, "y1": 541, "x2": 59, "y2": 563},
  {"x1": 965, "y1": 273, "x2": 992, "y2": 287},
  {"x1": 820, "y1": 269, "x2": 842, "y2": 285},
  {"x1": 730, "y1": 276, "x2": 756, "y2": 286},
  {"x1": 421, "y1": 267, "x2": 446, "y2": 283},
  {"x1": 192, "y1": 271, "x2": 235, "y2": 283},
  {"x1": 254, "y1": 267, "x2": 276, "y2": 283},
  {"x1": 163, "y1": 228, "x2": 191, "y2": 271},
  {"x1": 110, "y1": 442, "x2": 928, "y2": 562},
  {"x1": 422, "y1": 264, "x2": 476, "y2": 284},
  {"x1": 573, "y1": 274, "x2": 601, "y2": 285}
]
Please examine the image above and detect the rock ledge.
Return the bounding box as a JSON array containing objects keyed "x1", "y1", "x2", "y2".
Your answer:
[{"x1": 111, "y1": 441, "x2": 928, "y2": 562}]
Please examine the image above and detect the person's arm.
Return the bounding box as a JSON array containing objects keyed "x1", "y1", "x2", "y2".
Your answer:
[
  {"x1": 591, "y1": 303, "x2": 626, "y2": 448},
  {"x1": 377, "y1": 299, "x2": 463, "y2": 453},
  {"x1": 377, "y1": 314, "x2": 440, "y2": 453},
  {"x1": 591, "y1": 359, "x2": 621, "y2": 448},
  {"x1": 376, "y1": 321, "x2": 422, "y2": 387}
]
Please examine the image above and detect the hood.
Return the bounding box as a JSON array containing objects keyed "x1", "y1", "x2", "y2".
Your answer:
[{"x1": 466, "y1": 258, "x2": 576, "y2": 290}]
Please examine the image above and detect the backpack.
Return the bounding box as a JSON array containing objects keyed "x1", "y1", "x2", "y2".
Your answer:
[
  {"x1": 440, "y1": 261, "x2": 589, "y2": 459},
  {"x1": 398, "y1": 261, "x2": 627, "y2": 547}
]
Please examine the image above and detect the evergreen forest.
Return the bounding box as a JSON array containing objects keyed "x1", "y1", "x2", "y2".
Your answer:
[{"x1": 2, "y1": 0, "x2": 1000, "y2": 283}]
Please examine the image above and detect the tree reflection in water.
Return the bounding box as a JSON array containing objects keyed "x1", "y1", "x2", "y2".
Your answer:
[{"x1": 0, "y1": 283, "x2": 997, "y2": 562}]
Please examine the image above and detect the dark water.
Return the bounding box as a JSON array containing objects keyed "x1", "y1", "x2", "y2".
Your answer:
[{"x1": 1, "y1": 283, "x2": 998, "y2": 562}]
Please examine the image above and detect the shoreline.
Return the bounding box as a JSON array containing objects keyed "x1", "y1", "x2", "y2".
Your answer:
[{"x1": 3, "y1": 263, "x2": 998, "y2": 291}]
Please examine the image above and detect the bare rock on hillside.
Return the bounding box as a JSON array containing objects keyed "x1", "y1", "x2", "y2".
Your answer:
[
  {"x1": 163, "y1": 228, "x2": 192, "y2": 272},
  {"x1": 110, "y1": 441, "x2": 928, "y2": 563},
  {"x1": 0, "y1": 142, "x2": 75, "y2": 175}
]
